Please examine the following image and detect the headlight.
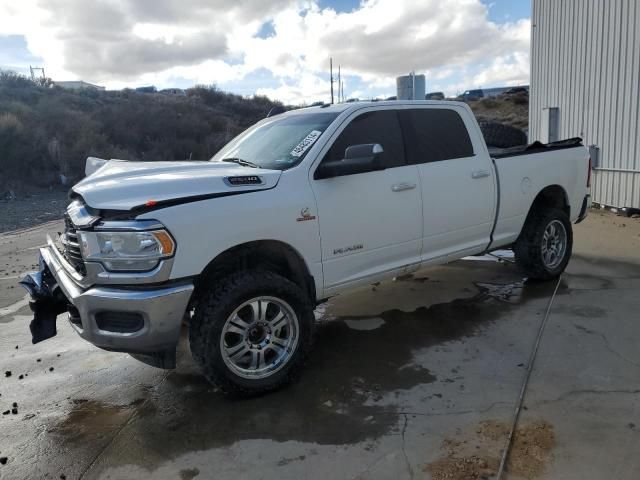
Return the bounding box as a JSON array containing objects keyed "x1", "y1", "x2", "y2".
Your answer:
[{"x1": 78, "y1": 229, "x2": 175, "y2": 272}]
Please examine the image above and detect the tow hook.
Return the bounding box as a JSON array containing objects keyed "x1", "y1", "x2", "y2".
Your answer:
[{"x1": 19, "y1": 255, "x2": 68, "y2": 344}]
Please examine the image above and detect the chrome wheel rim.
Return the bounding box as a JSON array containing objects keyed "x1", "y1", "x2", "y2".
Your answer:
[
  {"x1": 541, "y1": 219, "x2": 567, "y2": 269},
  {"x1": 220, "y1": 296, "x2": 299, "y2": 379}
]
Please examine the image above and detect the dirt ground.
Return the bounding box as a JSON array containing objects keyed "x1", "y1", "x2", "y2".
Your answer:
[
  {"x1": 0, "y1": 208, "x2": 639, "y2": 480},
  {"x1": 573, "y1": 208, "x2": 640, "y2": 261},
  {"x1": 423, "y1": 419, "x2": 555, "y2": 480}
]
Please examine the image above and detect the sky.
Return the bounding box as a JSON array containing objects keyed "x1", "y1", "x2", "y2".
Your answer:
[{"x1": 0, "y1": 0, "x2": 531, "y2": 104}]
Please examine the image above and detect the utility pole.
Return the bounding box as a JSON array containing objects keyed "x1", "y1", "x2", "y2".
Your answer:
[
  {"x1": 30, "y1": 66, "x2": 45, "y2": 81},
  {"x1": 337, "y1": 65, "x2": 341, "y2": 103},
  {"x1": 330, "y1": 57, "x2": 334, "y2": 104}
]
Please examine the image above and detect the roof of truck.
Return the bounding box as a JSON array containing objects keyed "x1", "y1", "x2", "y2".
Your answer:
[{"x1": 288, "y1": 100, "x2": 468, "y2": 116}]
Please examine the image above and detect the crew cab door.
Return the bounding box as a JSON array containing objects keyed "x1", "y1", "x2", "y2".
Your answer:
[
  {"x1": 398, "y1": 107, "x2": 496, "y2": 261},
  {"x1": 311, "y1": 109, "x2": 422, "y2": 292}
]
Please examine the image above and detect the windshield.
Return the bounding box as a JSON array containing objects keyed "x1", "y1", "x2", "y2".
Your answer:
[{"x1": 211, "y1": 111, "x2": 339, "y2": 170}]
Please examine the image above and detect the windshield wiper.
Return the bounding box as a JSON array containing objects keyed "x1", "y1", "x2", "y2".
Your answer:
[{"x1": 221, "y1": 157, "x2": 260, "y2": 168}]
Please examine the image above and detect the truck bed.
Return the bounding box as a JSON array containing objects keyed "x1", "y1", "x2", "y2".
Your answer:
[
  {"x1": 489, "y1": 137, "x2": 583, "y2": 158},
  {"x1": 488, "y1": 136, "x2": 590, "y2": 250}
]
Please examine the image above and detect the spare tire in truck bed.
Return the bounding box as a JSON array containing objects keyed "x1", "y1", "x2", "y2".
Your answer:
[{"x1": 478, "y1": 121, "x2": 527, "y2": 148}]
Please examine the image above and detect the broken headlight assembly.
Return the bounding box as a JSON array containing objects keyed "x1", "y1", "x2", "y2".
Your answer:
[{"x1": 78, "y1": 228, "x2": 175, "y2": 272}]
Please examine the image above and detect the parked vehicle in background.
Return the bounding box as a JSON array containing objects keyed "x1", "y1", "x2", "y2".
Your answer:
[
  {"x1": 460, "y1": 86, "x2": 530, "y2": 100},
  {"x1": 135, "y1": 86, "x2": 157, "y2": 93},
  {"x1": 459, "y1": 89, "x2": 484, "y2": 101},
  {"x1": 160, "y1": 88, "x2": 186, "y2": 96},
  {"x1": 503, "y1": 86, "x2": 529, "y2": 96},
  {"x1": 425, "y1": 91, "x2": 445, "y2": 100},
  {"x1": 22, "y1": 100, "x2": 592, "y2": 396}
]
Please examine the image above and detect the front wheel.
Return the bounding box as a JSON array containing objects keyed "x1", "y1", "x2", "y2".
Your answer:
[
  {"x1": 190, "y1": 270, "x2": 314, "y2": 396},
  {"x1": 513, "y1": 208, "x2": 573, "y2": 280}
]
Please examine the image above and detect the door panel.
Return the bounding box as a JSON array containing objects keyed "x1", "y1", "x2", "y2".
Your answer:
[
  {"x1": 418, "y1": 157, "x2": 495, "y2": 259},
  {"x1": 313, "y1": 166, "x2": 422, "y2": 288},
  {"x1": 311, "y1": 109, "x2": 423, "y2": 290},
  {"x1": 398, "y1": 107, "x2": 496, "y2": 260}
]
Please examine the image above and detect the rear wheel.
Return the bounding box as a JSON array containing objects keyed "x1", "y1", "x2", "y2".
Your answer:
[
  {"x1": 514, "y1": 208, "x2": 573, "y2": 280},
  {"x1": 190, "y1": 270, "x2": 314, "y2": 396}
]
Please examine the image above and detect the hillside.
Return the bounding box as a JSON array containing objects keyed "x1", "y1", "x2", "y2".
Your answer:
[
  {"x1": 0, "y1": 71, "x2": 283, "y2": 192},
  {"x1": 0, "y1": 71, "x2": 529, "y2": 196},
  {"x1": 467, "y1": 93, "x2": 529, "y2": 131}
]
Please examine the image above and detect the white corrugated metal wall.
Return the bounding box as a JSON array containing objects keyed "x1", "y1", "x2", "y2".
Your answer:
[{"x1": 530, "y1": 0, "x2": 640, "y2": 208}]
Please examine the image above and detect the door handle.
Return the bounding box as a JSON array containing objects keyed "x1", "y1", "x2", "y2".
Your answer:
[
  {"x1": 391, "y1": 182, "x2": 417, "y2": 192},
  {"x1": 471, "y1": 170, "x2": 491, "y2": 179}
]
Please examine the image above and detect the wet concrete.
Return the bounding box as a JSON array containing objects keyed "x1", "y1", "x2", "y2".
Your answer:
[
  {"x1": 514, "y1": 258, "x2": 640, "y2": 480},
  {"x1": 1, "y1": 213, "x2": 639, "y2": 479},
  {"x1": 79, "y1": 269, "x2": 559, "y2": 473}
]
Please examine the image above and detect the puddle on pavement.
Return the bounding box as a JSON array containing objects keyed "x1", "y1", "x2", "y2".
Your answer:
[
  {"x1": 568, "y1": 255, "x2": 640, "y2": 280},
  {"x1": 50, "y1": 275, "x2": 561, "y2": 468},
  {"x1": 562, "y1": 274, "x2": 614, "y2": 291},
  {"x1": 395, "y1": 273, "x2": 431, "y2": 283},
  {"x1": 344, "y1": 317, "x2": 385, "y2": 330},
  {"x1": 474, "y1": 281, "x2": 524, "y2": 304},
  {"x1": 48, "y1": 400, "x2": 137, "y2": 443},
  {"x1": 551, "y1": 304, "x2": 607, "y2": 318},
  {"x1": 461, "y1": 249, "x2": 515, "y2": 263}
]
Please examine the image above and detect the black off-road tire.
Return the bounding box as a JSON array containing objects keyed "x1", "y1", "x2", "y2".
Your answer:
[
  {"x1": 513, "y1": 208, "x2": 573, "y2": 280},
  {"x1": 478, "y1": 121, "x2": 527, "y2": 148},
  {"x1": 189, "y1": 270, "x2": 314, "y2": 396}
]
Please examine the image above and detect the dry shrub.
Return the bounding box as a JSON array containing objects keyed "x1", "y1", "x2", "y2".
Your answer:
[
  {"x1": 0, "y1": 71, "x2": 285, "y2": 188},
  {"x1": 479, "y1": 97, "x2": 499, "y2": 109},
  {"x1": 0, "y1": 112, "x2": 23, "y2": 132},
  {"x1": 511, "y1": 92, "x2": 529, "y2": 105}
]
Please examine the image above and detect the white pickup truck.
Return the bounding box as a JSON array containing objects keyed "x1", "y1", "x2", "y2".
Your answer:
[{"x1": 22, "y1": 101, "x2": 591, "y2": 395}]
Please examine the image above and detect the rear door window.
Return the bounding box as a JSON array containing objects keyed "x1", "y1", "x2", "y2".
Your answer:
[
  {"x1": 399, "y1": 109, "x2": 474, "y2": 164},
  {"x1": 323, "y1": 110, "x2": 406, "y2": 168}
]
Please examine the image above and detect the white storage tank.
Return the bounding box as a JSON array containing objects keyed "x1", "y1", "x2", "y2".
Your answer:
[{"x1": 396, "y1": 74, "x2": 426, "y2": 100}]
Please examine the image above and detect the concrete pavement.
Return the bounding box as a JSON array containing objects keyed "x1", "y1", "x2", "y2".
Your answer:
[{"x1": 0, "y1": 212, "x2": 638, "y2": 479}]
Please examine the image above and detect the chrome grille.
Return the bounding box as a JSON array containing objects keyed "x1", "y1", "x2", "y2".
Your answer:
[{"x1": 61, "y1": 214, "x2": 86, "y2": 275}]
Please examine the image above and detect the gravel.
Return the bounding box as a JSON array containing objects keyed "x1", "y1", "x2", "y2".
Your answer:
[{"x1": 0, "y1": 190, "x2": 69, "y2": 233}]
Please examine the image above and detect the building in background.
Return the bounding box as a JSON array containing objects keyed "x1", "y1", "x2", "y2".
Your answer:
[
  {"x1": 54, "y1": 80, "x2": 105, "y2": 91},
  {"x1": 530, "y1": 0, "x2": 640, "y2": 209},
  {"x1": 396, "y1": 73, "x2": 426, "y2": 100}
]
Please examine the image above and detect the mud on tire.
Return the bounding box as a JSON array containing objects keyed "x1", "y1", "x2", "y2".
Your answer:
[
  {"x1": 190, "y1": 270, "x2": 314, "y2": 396},
  {"x1": 513, "y1": 208, "x2": 573, "y2": 280}
]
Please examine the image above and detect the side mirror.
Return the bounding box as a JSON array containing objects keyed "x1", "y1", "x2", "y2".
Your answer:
[{"x1": 315, "y1": 143, "x2": 384, "y2": 179}]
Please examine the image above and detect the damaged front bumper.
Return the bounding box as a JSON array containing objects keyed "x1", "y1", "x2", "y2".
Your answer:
[{"x1": 21, "y1": 238, "x2": 194, "y2": 369}]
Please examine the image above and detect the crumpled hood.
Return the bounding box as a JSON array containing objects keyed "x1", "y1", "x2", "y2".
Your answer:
[{"x1": 73, "y1": 160, "x2": 281, "y2": 210}]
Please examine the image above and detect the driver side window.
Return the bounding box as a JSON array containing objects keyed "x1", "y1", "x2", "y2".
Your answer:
[{"x1": 322, "y1": 110, "x2": 406, "y2": 168}]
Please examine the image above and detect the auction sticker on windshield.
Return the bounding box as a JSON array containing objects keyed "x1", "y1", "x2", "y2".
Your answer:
[{"x1": 291, "y1": 130, "x2": 322, "y2": 157}]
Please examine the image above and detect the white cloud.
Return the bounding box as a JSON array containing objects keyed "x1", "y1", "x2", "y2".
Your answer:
[
  {"x1": 472, "y1": 52, "x2": 529, "y2": 87},
  {"x1": 255, "y1": 72, "x2": 329, "y2": 105},
  {"x1": 1, "y1": 0, "x2": 531, "y2": 104}
]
